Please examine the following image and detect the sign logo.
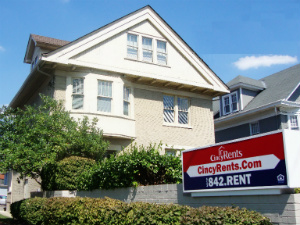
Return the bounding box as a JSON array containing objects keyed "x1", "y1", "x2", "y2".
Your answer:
[
  {"x1": 277, "y1": 174, "x2": 285, "y2": 184},
  {"x1": 210, "y1": 146, "x2": 243, "y2": 162}
]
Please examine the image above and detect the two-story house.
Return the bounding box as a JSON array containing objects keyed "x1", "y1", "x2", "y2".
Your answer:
[
  {"x1": 6, "y1": 5, "x2": 229, "y2": 208},
  {"x1": 214, "y1": 64, "x2": 300, "y2": 143}
]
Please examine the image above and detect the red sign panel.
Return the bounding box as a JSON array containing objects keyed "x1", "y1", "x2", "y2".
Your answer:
[{"x1": 182, "y1": 132, "x2": 287, "y2": 192}]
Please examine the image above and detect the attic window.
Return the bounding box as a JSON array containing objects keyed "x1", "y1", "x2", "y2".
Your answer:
[
  {"x1": 222, "y1": 91, "x2": 238, "y2": 115},
  {"x1": 142, "y1": 37, "x2": 153, "y2": 62},
  {"x1": 157, "y1": 40, "x2": 167, "y2": 65},
  {"x1": 127, "y1": 34, "x2": 138, "y2": 59}
]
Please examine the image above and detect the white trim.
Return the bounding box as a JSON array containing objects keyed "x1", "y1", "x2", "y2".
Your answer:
[
  {"x1": 221, "y1": 91, "x2": 239, "y2": 115},
  {"x1": 214, "y1": 111, "x2": 277, "y2": 132},
  {"x1": 239, "y1": 87, "x2": 244, "y2": 110},
  {"x1": 215, "y1": 100, "x2": 300, "y2": 124},
  {"x1": 286, "y1": 82, "x2": 300, "y2": 101},
  {"x1": 41, "y1": 7, "x2": 228, "y2": 94},
  {"x1": 288, "y1": 115, "x2": 299, "y2": 130}
]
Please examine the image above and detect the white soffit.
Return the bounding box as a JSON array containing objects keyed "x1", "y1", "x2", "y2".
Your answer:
[{"x1": 42, "y1": 6, "x2": 228, "y2": 93}]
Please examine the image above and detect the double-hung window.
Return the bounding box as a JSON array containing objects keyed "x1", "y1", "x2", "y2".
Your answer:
[
  {"x1": 127, "y1": 34, "x2": 138, "y2": 59},
  {"x1": 163, "y1": 95, "x2": 175, "y2": 123},
  {"x1": 222, "y1": 92, "x2": 238, "y2": 115},
  {"x1": 97, "y1": 80, "x2": 112, "y2": 113},
  {"x1": 142, "y1": 37, "x2": 153, "y2": 62},
  {"x1": 163, "y1": 95, "x2": 189, "y2": 125},
  {"x1": 72, "y1": 78, "x2": 84, "y2": 109},
  {"x1": 157, "y1": 40, "x2": 167, "y2": 65},
  {"x1": 289, "y1": 115, "x2": 299, "y2": 130},
  {"x1": 123, "y1": 86, "x2": 130, "y2": 116}
]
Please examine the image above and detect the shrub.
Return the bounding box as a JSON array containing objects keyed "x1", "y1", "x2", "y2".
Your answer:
[
  {"x1": 41, "y1": 156, "x2": 96, "y2": 190},
  {"x1": 10, "y1": 197, "x2": 47, "y2": 225},
  {"x1": 11, "y1": 197, "x2": 272, "y2": 225},
  {"x1": 93, "y1": 143, "x2": 182, "y2": 189}
]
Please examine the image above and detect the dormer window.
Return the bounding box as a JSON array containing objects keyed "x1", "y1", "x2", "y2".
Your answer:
[{"x1": 222, "y1": 92, "x2": 239, "y2": 115}]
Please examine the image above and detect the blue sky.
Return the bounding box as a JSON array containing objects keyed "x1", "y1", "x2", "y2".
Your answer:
[{"x1": 0, "y1": 0, "x2": 299, "y2": 106}]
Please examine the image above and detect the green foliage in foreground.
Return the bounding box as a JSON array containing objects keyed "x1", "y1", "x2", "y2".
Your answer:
[
  {"x1": 41, "y1": 144, "x2": 182, "y2": 191},
  {"x1": 0, "y1": 95, "x2": 109, "y2": 184},
  {"x1": 41, "y1": 156, "x2": 96, "y2": 191},
  {"x1": 94, "y1": 143, "x2": 182, "y2": 189},
  {"x1": 11, "y1": 197, "x2": 272, "y2": 225}
]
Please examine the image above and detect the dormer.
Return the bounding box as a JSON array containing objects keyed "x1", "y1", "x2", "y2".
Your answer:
[
  {"x1": 218, "y1": 75, "x2": 266, "y2": 117},
  {"x1": 24, "y1": 34, "x2": 70, "y2": 71}
]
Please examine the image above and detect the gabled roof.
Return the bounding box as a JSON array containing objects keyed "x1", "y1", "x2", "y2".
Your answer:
[
  {"x1": 24, "y1": 34, "x2": 70, "y2": 63},
  {"x1": 39, "y1": 5, "x2": 228, "y2": 94},
  {"x1": 227, "y1": 75, "x2": 266, "y2": 91},
  {"x1": 244, "y1": 64, "x2": 300, "y2": 111}
]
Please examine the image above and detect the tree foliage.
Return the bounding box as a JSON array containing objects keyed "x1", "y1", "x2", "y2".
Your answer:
[{"x1": 0, "y1": 95, "x2": 109, "y2": 184}]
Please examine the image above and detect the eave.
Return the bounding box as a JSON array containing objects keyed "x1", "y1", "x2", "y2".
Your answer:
[
  {"x1": 214, "y1": 100, "x2": 300, "y2": 126},
  {"x1": 9, "y1": 62, "x2": 53, "y2": 108}
]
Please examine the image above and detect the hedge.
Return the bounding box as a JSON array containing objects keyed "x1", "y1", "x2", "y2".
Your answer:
[
  {"x1": 41, "y1": 156, "x2": 96, "y2": 191},
  {"x1": 11, "y1": 197, "x2": 272, "y2": 225}
]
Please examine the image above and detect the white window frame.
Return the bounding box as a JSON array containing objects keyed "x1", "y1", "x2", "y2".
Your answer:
[
  {"x1": 123, "y1": 86, "x2": 131, "y2": 116},
  {"x1": 127, "y1": 33, "x2": 138, "y2": 60},
  {"x1": 222, "y1": 91, "x2": 239, "y2": 115},
  {"x1": 163, "y1": 95, "x2": 189, "y2": 126},
  {"x1": 289, "y1": 115, "x2": 299, "y2": 130},
  {"x1": 72, "y1": 78, "x2": 84, "y2": 110},
  {"x1": 250, "y1": 122, "x2": 260, "y2": 135},
  {"x1": 97, "y1": 80, "x2": 113, "y2": 113},
  {"x1": 142, "y1": 37, "x2": 153, "y2": 62},
  {"x1": 157, "y1": 40, "x2": 167, "y2": 65},
  {"x1": 126, "y1": 32, "x2": 168, "y2": 66}
]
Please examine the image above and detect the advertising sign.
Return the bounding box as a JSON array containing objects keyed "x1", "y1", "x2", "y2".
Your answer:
[{"x1": 182, "y1": 131, "x2": 287, "y2": 193}]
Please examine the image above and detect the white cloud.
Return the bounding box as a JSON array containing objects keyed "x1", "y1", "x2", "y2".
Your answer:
[
  {"x1": 233, "y1": 55, "x2": 298, "y2": 70},
  {"x1": 0, "y1": 46, "x2": 5, "y2": 52}
]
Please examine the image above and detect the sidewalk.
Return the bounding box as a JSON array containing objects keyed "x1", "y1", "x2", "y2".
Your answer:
[{"x1": 0, "y1": 210, "x2": 12, "y2": 218}]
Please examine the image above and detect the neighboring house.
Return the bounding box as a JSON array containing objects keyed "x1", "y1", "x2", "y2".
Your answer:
[
  {"x1": 6, "y1": 5, "x2": 228, "y2": 209},
  {"x1": 214, "y1": 64, "x2": 300, "y2": 143}
]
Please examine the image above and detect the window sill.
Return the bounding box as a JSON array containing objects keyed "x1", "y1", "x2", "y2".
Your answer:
[
  {"x1": 163, "y1": 122, "x2": 192, "y2": 129},
  {"x1": 69, "y1": 111, "x2": 135, "y2": 121},
  {"x1": 124, "y1": 57, "x2": 171, "y2": 68}
]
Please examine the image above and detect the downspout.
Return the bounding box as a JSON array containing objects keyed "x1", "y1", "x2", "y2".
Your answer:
[{"x1": 274, "y1": 106, "x2": 280, "y2": 130}]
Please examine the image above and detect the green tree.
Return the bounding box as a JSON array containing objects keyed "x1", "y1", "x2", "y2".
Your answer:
[{"x1": 0, "y1": 95, "x2": 109, "y2": 184}]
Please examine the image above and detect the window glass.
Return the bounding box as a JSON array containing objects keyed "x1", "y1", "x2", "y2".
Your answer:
[
  {"x1": 231, "y1": 93, "x2": 238, "y2": 111},
  {"x1": 163, "y1": 95, "x2": 174, "y2": 123},
  {"x1": 123, "y1": 87, "x2": 130, "y2": 116},
  {"x1": 223, "y1": 96, "x2": 230, "y2": 114},
  {"x1": 98, "y1": 81, "x2": 112, "y2": 112},
  {"x1": 142, "y1": 37, "x2": 153, "y2": 62},
  {"x1": 157, "y1": 40, "x2": 167, "y2": 65},
  {"x1": 290, "y1": 115, "x2": 299, "y2": 130},
  {"x1": 250, "y1": 122, "x2": 260, "y2": 135},
  {"x1": 222, "y1": 92, "x2": 238, "y2": 115},
  {"x1": 72, "y1": 78, "x2": 84, "y2": 109},
  {"x1": 178, "y1": 97, "x2": 188, "y2": 124},
  {"x1": 127, "y1": 34, "x2": 138, "y2": 59}
]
